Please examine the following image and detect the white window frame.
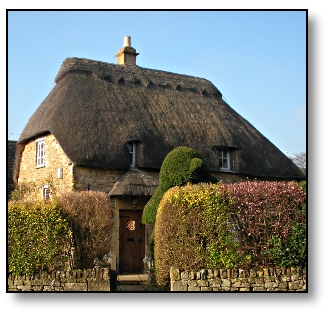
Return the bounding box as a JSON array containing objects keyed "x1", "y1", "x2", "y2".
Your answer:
[
  {"x1": 127, "y1": 142, "x2": 136, "y2": 168},
  {"x1": 218, "y1": 148, "x2": 230, "y2": 171},
  {"x1": 43, "y1": 185, "x2": 50, "y2": 200},
  {"x1": 35, "y1": 137, "x2": 46, "y2": 168}
]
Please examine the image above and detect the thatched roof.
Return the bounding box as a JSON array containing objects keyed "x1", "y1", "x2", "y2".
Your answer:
[
  {"x1": 108, "y1": 168, "x2": 158, "y2": 196},
  {"x1": 14, "y1": 57, "x2": 305, "y2": 182}
]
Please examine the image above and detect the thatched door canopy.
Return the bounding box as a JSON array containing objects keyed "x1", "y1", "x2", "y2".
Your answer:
[{"x1": 108, "y1": 169, "x2": 158, "y2": 196}]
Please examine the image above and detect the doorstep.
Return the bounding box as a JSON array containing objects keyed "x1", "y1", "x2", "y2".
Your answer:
[
  {"x1": 117, "y1": 273, "x2": 148, "y2": 284},
  {"x1": 117, "y1": 273, "x2": 149, "y2": 292}
]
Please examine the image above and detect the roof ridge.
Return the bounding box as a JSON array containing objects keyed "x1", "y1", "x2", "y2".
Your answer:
[{"x1": 54, "y1": 57, "x2": 220, "y2": 95}]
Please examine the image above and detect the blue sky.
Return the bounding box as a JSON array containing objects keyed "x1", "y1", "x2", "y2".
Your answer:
[{"x1": 7, "y1": 10, "x2": 306, "y2": 157}]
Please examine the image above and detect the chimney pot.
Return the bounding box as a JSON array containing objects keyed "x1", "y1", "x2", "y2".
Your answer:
[{"x1": 124, "y1": 36, "x2": 131, "y2": 47}]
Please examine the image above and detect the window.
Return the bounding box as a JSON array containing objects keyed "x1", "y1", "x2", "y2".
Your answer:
[
  {"x1": 126, "y1": 141, "x2": 136, "y2": 168},
  {"x1": 43, "y1": 185, "x2": 50, "y2": 200},
  {"x1": 217, "y1": 148, "x2": 230, "y2": 170},
  {"x1": 36, "y1": 137, "x2": 46, "y2": 167}
]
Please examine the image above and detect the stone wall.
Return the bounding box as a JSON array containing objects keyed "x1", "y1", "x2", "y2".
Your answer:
[
  {"x1": 7, "y1": 268, "x2": 113, "y2": 292},
  {"x1": 73, "y1": 166, "x2": 124, "y2": 193},
  {"x1": 17, "y1": 133, "x2": 74, "y2": 200},
  {"x1": 16, "y1": 133, "x2": 125, "y2": 198},
  {"x1": 170, "y1": 266, "x2": 306, "y2": 292}
]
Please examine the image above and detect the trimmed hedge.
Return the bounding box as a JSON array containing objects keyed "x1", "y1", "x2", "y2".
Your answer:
[
  {"x1": 8, "y1": 200, "x2": 71, "y2": 275},
  {"x1": 220, "y1": 180, "x2": 306, "y2": 267},
  {"x1": 154, "y1": 183, "x2": 247, "y2": 286},
  {"x1": 142, "y1": 146, "x2": 217, "y2": 224},
  {"x1": 154, "y1": 181, "x2": 306, "y2": 287}
]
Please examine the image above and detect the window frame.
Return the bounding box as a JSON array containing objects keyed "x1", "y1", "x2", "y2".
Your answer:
[
  {"x1": 126, "y1": 141, "x2": 137, "y2": 168},
  {"x1": 217, "y1": 148, "x2": 231, "y2": 171},
  {"x1": 35, "y1": 137, "x2": 46, "y2": 168},
  {"x1": 43, "y1": 185, "x2": 50, "y2": 200}
]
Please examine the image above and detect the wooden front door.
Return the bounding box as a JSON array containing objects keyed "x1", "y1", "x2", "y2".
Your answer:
[{"x1": 119, "y1": 210, "x2": 145, "y2": 273}]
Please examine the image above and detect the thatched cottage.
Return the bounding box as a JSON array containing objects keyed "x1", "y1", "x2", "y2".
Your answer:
[{"x1": 13, "y1": 36, "x2": 305, "y2": 273}]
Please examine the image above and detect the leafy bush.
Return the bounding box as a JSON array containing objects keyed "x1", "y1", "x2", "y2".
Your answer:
[
  {"x1": 154, "y1": 180, "x2": 306, "y2": 286},
  {"x1": 265, "y1": 182, "x2": 306, "y2": 267},
  {"x1": 154, "y1": 183, "x2": 248, "y2": 286},
  {"x1": 265, "y1": 212, "x2": 306, "y2": 267},
  {"x1": 220, "y1": 180, "x2": 306, "y2": 267},
  {"x1": 142, "y1": 146, "x2": 217, "y2": 224},
  {"x1": 58, "y1": 191, "x2": 113, "y2": 269},
  {"x1": 8, "y1": 200, "x2": 71, "y2": 275}
]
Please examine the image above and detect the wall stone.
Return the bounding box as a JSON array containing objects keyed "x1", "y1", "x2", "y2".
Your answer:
[
  {"x1": 7, "y1": 268, "x2": 112, "y2": 292},
  {"x1": 170, "y1": 267, "x2": 306, "y2": 292},
  {"x1": 73, "y1": 166, "x2": 124, "y2": 193},
  {"x1": 16, "y1": 133, "x2": 127, "y2": 199},
  {"x1": 17, "y1": 133, "x2": 74, "y2": 200}
]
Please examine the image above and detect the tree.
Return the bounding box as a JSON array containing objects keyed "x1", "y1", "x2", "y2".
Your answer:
[{"x1": 289, "y1": 152, "x2": 306, "y2": 169}]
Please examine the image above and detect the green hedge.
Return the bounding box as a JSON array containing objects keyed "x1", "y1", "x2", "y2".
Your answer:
[
  {"x1": 154, "y1": 183, "x2": 248, "y2": 286},
  {"x1": 142, "y1": 146, "x2": 217, "y2": 224},
  {"x1": 154, "y1": 181, "x2": 306, "y2": 287},
  {"x1": 8, "y1": 200, "x2": 71, "y2": 275}
]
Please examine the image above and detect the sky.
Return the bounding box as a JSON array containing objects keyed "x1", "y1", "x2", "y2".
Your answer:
[{"x1": 7, "y1": 10, "x2": 306, "y2": 157}]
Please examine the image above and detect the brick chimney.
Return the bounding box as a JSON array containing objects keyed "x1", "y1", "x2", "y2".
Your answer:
[{"x1": 115, "y1": 36, "x2": 139, "y2": 65}]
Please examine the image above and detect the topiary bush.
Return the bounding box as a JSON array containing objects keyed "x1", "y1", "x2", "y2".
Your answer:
[
  {"x1": 58, "y1": 191, "x2": 113, "y2": 269},
  {"x1": 142, "y1": 146, "x2": 217, "y2": 224},
  {"x1": 8, "y1": 200, "x2": 71, "y2": 275}
]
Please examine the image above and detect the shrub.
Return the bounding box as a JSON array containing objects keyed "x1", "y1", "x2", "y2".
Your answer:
[
  {"x1": 219, "y1": 180, "x2": 306, "y2": 267},
  {"x1": 265, "y1": 211, "x2": 306, "y2": 267},
  {"x1": 154, "y1": 183, "x2": 248, "y2": 286},
  {"x1": 8, "y1": 200, "x2": 71, "y2": 275},
  {"x1": 154, "y1": 180, "x2": 306, "y2": 286},
  {"x1": 142, "y1": 146, "x2": 217, "y2": 224},
  {"x1": 58, "y1": 191, "x2": 113, "y2": 269}
]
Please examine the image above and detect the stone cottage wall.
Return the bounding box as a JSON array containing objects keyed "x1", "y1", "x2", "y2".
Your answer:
[
  {"x1": 17, "y1": 133, "x2": 74, "y2": 200},
  {"x1": 7, "y1": 268, "x2": 113, "y2": 292},
  {"x1": 170, "y1": 266, "x2": 306, "y2": 292},
  {"x1": 73, "y1": 166, "x2": 124, "y2": 193}
]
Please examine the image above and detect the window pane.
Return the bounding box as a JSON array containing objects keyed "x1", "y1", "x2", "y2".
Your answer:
[{"x1": 36, "y1": 141, "x2": 45, "y2": 166}]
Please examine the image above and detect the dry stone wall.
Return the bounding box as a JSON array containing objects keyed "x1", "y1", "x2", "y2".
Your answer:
[
  {"x1": 8, "y1": 268, "x2": 112, "y2": 292},
  {"x1": 170, "y1": 266, "x2": 306, "y2": 292}
]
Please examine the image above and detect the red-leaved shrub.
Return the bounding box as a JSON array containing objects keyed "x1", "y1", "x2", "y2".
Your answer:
[{"x1": 219, "y1": 181, "x2": 306, "y2": 267}]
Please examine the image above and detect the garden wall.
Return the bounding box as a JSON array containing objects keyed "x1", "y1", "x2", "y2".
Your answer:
[
  {"x1": 170, "y1": 266, "x2": 306, "y2": 291},
  {"x1": 7, "y1": 267, "x2": 115, "y2": 292}
]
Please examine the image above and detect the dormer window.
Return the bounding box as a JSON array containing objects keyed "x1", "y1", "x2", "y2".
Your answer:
[
  {"x1": 36, "y1": 137, "x2": 46, "y2": 168},
  {"x1": 217, "y1": 148, "x2": 230, "y2": 171},
  {"x1": 126, "y1": 141, "x2": 137, "y2": 168}
]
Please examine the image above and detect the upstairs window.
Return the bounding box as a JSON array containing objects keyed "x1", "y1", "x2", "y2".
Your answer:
[
  {"x1": 36, "y1": 137, "x2": 46, "y2": 168},
  {"x1": 217, "y1": 148, "x2": 230, "y2": 171},
  {"x1": 126, "y1": 141, "x2": 137, "y2": 168}
]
